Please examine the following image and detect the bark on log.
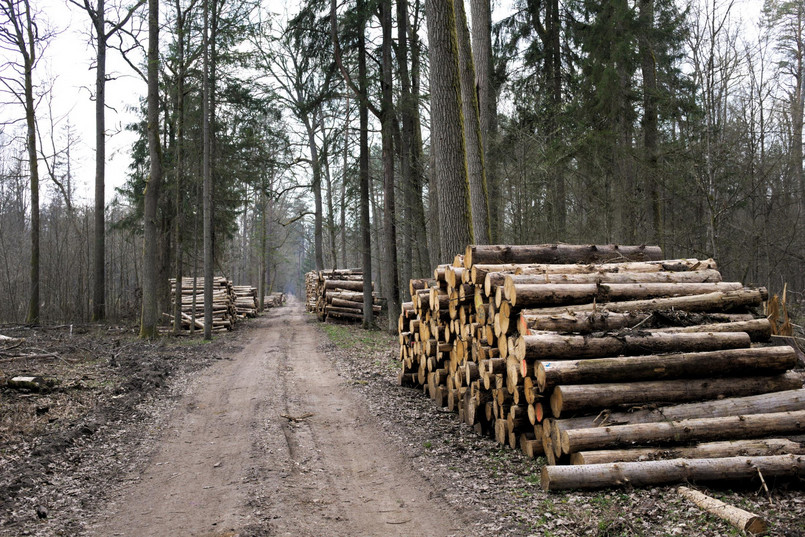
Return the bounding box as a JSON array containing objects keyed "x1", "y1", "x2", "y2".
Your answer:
[
  {"x1": 503, "y1": 270, "x2": 724, "y2": 294},
  {"x1": 554, "y1": 389, "x2": 805, "y2": 431},
  {"x1": 540, "y1": 454, "x2": 805, "y2": 491},
  {"x1": 464, "y1": 244, "x2": 664, "y2": 268},
  {"x1": 514, "y1": 331, "x2": 751, "y2": 362},
  {"x1": 677, "y1": 486, "x2": 767, "y2": 535},
  {"x1": 570, "y1": 437, "x2": 805, "y2": 465},
  {"x1": 323, "y1": 280, "x2": 367, "y2": 292},
  {"x1": 550, "y1": 372, "x2": 803, "y2": 417},
  {"x1": 326, "y1": 310, "x2": 364, "y2": 320},
  {"x1": 330, "y1": 298, "x2": 382, "y2": 312},
  {"x1": 507, "y1": 282, "x2": 742, "y2": 308},
  {"x1": 475, "y1": 258, "x2": 717, "y2": 287},
  {"x1": 561, "y1": 409, "x2": 805, "y2": 454},
  {"x1": 650, "y1": 319, "x2": 771, "y2": 342},
  {"x1": 518, "y1": 311, "x2": 652, "y2": 335},
  {"x1": 536, "y1": 346, "x2": 797, "y2": 391},
  {"x1": 524, "y1": 289, "x2": 768, "y2": 316}
]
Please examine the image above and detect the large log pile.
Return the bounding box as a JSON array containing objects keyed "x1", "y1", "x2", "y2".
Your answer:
[
  {"x1": 397, "y1": 244, "x2": 804, "y2": 491},
  {"x1": 167, "y1": 277, "x2": 237, "y2": 332},
  {"x1": 305, "y1": 269, "x2": 381, "y2": 322}
]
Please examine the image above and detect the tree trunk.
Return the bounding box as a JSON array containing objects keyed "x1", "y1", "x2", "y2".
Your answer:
[
  {"x1": 396, "y1": 0, "x2": 413, "y2": 290},
  {"x1": 340, "y1": 95, "x2": 349, "y2": 266},
  {"x1": 172, "y1": 2, "x2": 186, "y2": 334},
  {"x1": 508, "y1": 281, "x2": 742, "y2": 308},
  {"x1": 307, "y1": 119, "x2": 324, "y2": 270},
  {"x1": 92, "y1": 0, "x2": 106, "y2": 322},
  {"x1": 202, "y1": 0, "x2": 213, "y2": 340},
  {"x1": 464, "y1": 244, "x2": 663, "y2": 267},
  {"x1": 517, "y1": 312, "x2": 759, "y2": 337},
  {"x1": 321, "y1": 111, "x2": 337, "y2": 268},
  {"x1": 24, "y1": 50, "x2": 39, "y2": 324},
  {"x1": 454, "y1": 0, "x2": 490, "y2": 244},
  {"x1": 469, "y1": 0, "x2": 496, "y2": 240},
  {"x1": 514, "y1": 331, "x2": 750, "y2": 361},
  {"x1": 476, "y1": 258, "x2": 717, "y2": 287},
  {"x1": 639, "y1": 0, "x2": 662, "y2": 247},
  {"x1": 505, "y1": 268, "x2": 723, "y2": 291},
  {"x1": 518, "y1": 311, "x2": 653, "y2": 334},
  {"x1": 258, "y1": 190, "x2": 267, "y2": 310},
  {"x1": 550, "y1": 371, "x2": 803, "y2": 417},
  {"x1": 380, "y1": 0, "x2": 400, "y2": 332},
  {"x1": 649, "y1": 319, "x2": 772, "y2": 341},
  {"x1": 571, "y1": 437, "x2": 805, "y2": 465},
  {"x1": 554, "y1": 388, "x2": 805, "y2": 431},
  {"x1": 408, "y1": 24, "x2": 431, "y2": 276},
  {"x1": 540, "y1": 454, "x2": 805, "y2": 491},
  {"x1": 140, "y1": 0, "x2": 161, "y2": 338},
  {"x1": 426, "y1": 0, "x2": 474, "y2": 260},
  {"x1": 536, "y1": 346, "x2": 797, "y2": 391},
  {"x1": 358, "y1": 0, "x2": 373, "y2": 327},
  {"x1": 561, "y1": 409, "x2": 805, "y2": 454},
  {"x1": 526, "y1": 288, "x2": 768, "y2": 316}
]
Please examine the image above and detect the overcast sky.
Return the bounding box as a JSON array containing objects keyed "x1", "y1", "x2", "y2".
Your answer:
[{"x1": 3, "y1": 0, "x2": 765, "y2": 208}]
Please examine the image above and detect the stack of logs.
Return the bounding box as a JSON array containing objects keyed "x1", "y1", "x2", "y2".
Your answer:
[
  {"x1": 233, "y1": 286, "x2": 259, "y2": 318},
  {"x1": 167, "y1": 277, "x2": 237, "y2": 332},
  {"x1": 397, "y1": 244, "x2": 805, "y2": 491},
  {"x1": 305, "y1": 272, "x2": 319, "y2": 312},
  {"x1": 263, "y1": 292, "x2": 286, "y2": 308},
  {"x1": 305, "y1": 269, "x2": 381, "y2": 322}
]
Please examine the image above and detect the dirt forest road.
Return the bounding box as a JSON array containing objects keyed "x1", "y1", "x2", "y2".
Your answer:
[{"x1": 91, "y1": 300, "x2": 467, "y2": 537}]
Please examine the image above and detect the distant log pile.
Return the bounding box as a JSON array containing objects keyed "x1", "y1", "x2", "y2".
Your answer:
[
  {"x1": 305, "y1": 269, "x2": 380, "y2": 323},
  {"x1": 165, "y1": 277, "x2": 261, "y2": 332},
  {"x1": 233, "y1": 286, "x2": 258, "y2": 318},
  {"x1": 305, "y1": 271, "x2": 319, "y2": 312},
  {"x1": 397, "y1": 244, "x2": 804, "y2": 491},
  {"x1": 263, "y1": 292, "x2": 286, "y2": 308}
]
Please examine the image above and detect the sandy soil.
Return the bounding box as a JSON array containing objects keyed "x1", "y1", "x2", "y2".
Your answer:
[{"x1": 89, "y1": 301, "x2": 469, "y2": 536}]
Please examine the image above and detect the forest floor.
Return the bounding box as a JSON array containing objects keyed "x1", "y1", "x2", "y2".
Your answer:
[{"x1": 1, "y1": 300, "x2": 804, "y2": 536}]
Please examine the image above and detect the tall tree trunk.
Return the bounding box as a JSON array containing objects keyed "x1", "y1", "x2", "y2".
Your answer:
[
  {"x1": 470, "y1": 0, "x2": 497, "y2": 242},
  {"x1": 92, "y1": 0, "x2": 106, "y2": 322},
  {"x1": 258, "y1": 189, "x2": 267, "y2": 309},
  {"x1": 172, "y1": 0, "x2": 185, "y2": 334},
  {"x1": 426, "y1": 0, "x2": 473, "y2": 261},
  {"x1": 358, "y1": 0, "x2": 373, "y2": 327},
  {"x1": 639, "y1": 0, "x2": 661, "y2": 247},
  {"x1": 380, "y1": 0, "x2": 400, "y2": 330},
  {"x1": 307, "y1": 119, "x2": 325, "y2": 270},
  {"x1": 454, "y1": 0, "x2": 491, "y2": 244},
  {"x1": 140, "y1": 0, "x2": 161, "y2": 338},
  {"x1": 341, "y1": 94, "x2": 349, "y2": 267},
  {"x1": 21, "y1": 0, "x2": 39, "y2": 324},
  {"x1": 409, "y1": 18, "x2": 431, "y2": 276},
  {"x1": 397, "y1": 0, "x2": 413, "y2": 289},
  {"x1": 395, "y1": 120, "x2": 413, "y2": 292},
  {"x1": 546, "y1": 0, "x2": 564, "y2": 239},
  {"x1": 202, "y1": 0, "x2": 213, "y2": 340},
  {"x1": 320, "y1": 111, "x2": 338, "y2": 269}
]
